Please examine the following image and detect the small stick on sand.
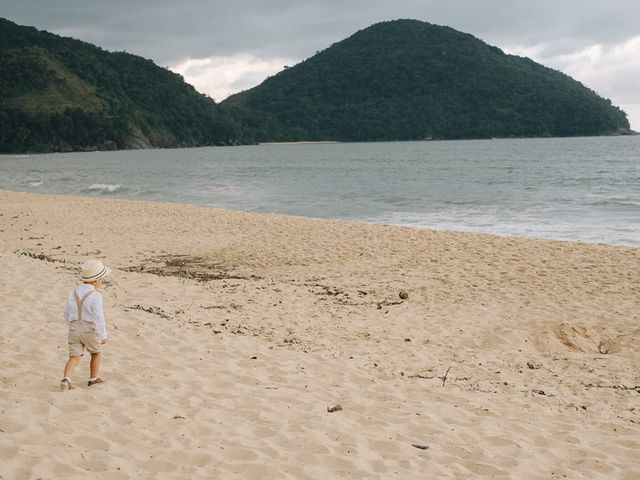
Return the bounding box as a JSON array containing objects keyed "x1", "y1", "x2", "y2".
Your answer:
[
  {"x1": 412, "y1": 443, "x2": 429, "y2": 450},
  {"x1": 440, "y1": 366, "x2": 451, "y2": 386}
]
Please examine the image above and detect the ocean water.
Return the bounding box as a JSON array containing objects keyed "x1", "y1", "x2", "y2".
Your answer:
[{"x1": 1, "y1": 137, "x2": 639, "y2": 247}]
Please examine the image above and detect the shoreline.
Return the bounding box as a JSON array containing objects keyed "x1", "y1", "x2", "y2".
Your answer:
[
  {"x1": 1, "y1": 189, "x2": 638, "y2": 478},
  {"x1": 5, "y1": 131, "x2": 638, "y2": 155},
  {"x1": 2, "y1": 188, "x2": 637, "y2": 250},
  {"x1": 258, "y1": 141, "x2": 340, "y2": 145}
]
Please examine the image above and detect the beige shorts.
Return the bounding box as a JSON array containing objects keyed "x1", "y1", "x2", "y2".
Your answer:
[{"x1": 68, "y1": 320, "x2": 101, "y2": 356}]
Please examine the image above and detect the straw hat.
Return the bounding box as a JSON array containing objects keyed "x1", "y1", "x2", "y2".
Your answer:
[{"x1": 81, "y1": 259, "x2": 112, "y2": 282}]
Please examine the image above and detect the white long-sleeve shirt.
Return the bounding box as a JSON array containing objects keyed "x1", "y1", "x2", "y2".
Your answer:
[{"x1": 63, "y1": 283, "x2": 107, "y2": 340}]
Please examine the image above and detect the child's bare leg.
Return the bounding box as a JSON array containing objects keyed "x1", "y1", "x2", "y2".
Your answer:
[
  {"x1": 89, "y1": 352, "x2": 101, "y2": 378},
  {"x1": 63, "y1": 356, "x2": 81, "y2": 378}
]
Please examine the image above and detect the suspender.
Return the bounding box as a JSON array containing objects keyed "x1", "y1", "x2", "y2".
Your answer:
[{"x1": 73, "y1": 289, "x2": 96, "y2": 321}]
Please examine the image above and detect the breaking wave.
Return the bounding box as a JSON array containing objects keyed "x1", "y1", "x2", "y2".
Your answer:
[{"x1": 86, "y1": 183, "x2": 125, "y2": 194}]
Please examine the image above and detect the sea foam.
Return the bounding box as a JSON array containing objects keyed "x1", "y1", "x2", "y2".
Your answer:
[{"x1": 87, "y1": 183, "x2": 123, "y2": 193}]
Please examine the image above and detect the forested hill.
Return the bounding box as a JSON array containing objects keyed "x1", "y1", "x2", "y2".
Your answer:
[
  {"x1": 0, "y1": 18, "x2": 241, "y2": 153},
  {"x1": 224, "y1": 19, "x2": 631, "y2": 142}
]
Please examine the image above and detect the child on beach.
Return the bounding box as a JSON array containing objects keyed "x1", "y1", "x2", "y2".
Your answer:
[{"x1": 60, "y1": 259, "x2": 111, "y2": 391}]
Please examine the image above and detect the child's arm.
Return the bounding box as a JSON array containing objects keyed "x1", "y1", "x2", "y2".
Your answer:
[{"x1": 90, "y1": 293, "x2": 108, "y2": 340}]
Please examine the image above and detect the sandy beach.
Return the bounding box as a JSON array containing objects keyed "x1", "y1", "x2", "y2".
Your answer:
[{"x1": 0, "y1": 189, "x2": 638, "y2": 479}]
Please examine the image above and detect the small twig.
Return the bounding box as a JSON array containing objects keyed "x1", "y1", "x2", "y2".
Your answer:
[
  {"x1": 376, "y1": 300, "x2": 404, "y2": 309},
  {"x1": 440, "y1": 366, "x2": 451, "y2": 386},
  {"x1": 412, "y1": 443, "x2": 429, "y2": 450},
  {"x1": 408, "y1": 374, "x2": 435, "y2": 379}
]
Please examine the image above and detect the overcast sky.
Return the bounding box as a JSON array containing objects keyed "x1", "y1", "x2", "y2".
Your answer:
[{"x1": 2, "y1": 0, "x2": 639, "y2": 129}]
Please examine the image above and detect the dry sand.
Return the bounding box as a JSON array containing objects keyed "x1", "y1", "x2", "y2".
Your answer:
[{"x1": 1, "y1": 189, "x2": 639, "y2": 479}]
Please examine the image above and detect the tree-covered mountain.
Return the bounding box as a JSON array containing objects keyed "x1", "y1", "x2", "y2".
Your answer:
[
  {"x1": 0, "y1": 17, "x2": 241, "y2": 153},
  {"x1": 224, "y1": 19, "x2": 631, "y2": 142}
]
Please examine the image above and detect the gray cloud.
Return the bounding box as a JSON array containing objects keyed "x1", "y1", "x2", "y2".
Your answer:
[
  {"x1": 2, "y1": 1, "x2": 639, "y2": 127},
  {"x1": 3, "y1": 0, "x2": 639, "y2": 62}
]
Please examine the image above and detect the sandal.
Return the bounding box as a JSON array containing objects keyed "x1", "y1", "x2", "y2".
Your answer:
[
  {"x1": 59, "y1": 378, "x2": 75, "y2": 391},
  {"x1": 87, "y1": 377, "x2": 105, "y2": 387}
]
